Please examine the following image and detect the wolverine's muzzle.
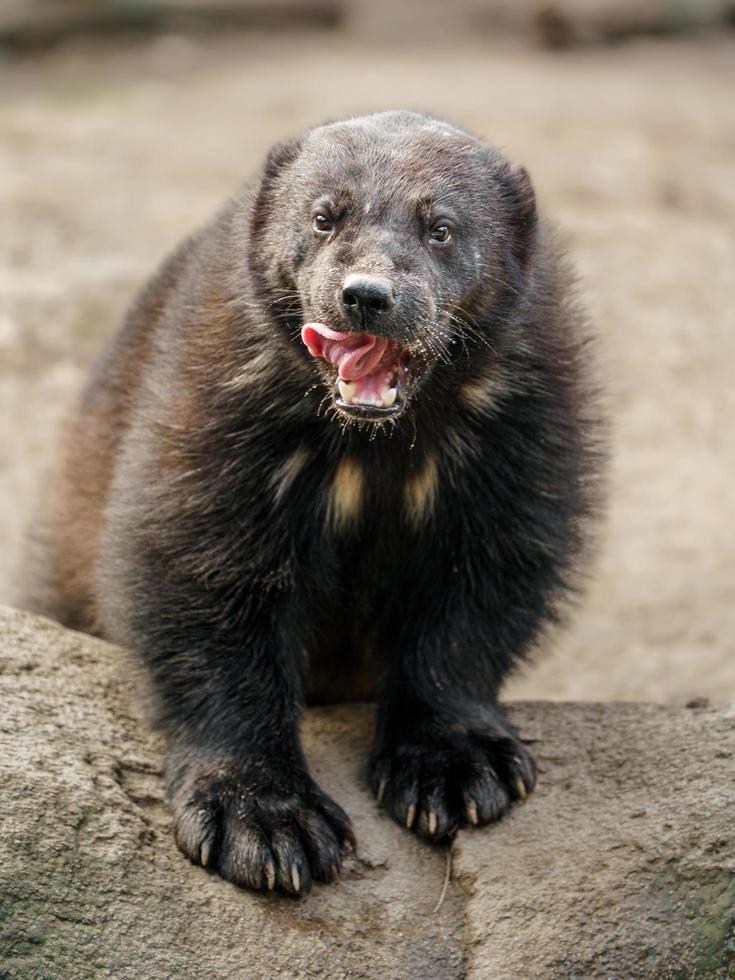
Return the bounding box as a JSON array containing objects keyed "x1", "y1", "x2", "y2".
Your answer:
[{"x1": 301, "y1": 322, "x2": 410, "y2": 420}]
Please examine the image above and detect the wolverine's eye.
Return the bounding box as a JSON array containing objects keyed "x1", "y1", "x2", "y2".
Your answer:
[
  {"x1": 313, "y1": 214, "x2": 333, "y2": 236},
  {"x1": 429, "y1": 223, "x2": 452, "y2": 244}
]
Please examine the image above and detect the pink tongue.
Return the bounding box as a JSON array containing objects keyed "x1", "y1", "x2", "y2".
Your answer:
[{"x1": 301, "y1": 323, "x2": 389, "y2": 382}]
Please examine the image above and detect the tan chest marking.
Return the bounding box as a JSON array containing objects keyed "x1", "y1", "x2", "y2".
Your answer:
[
  {"x1": 271, "y1": 446, "x2": 311, "y2": 504},
  {"x1": 328, "y1": 457, "x2": 364, "y2": 530},
  {"x1": 460, "y1": 371, "x2": 511, "y2": 414},
  {"x1": 404, "y1": 454, "x2": 439, "y2": 528},
  {"x1": 222, "y1": 348, "x2": 279, "y2": 391}
]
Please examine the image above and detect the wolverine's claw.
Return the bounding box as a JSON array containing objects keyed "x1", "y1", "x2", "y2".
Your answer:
[{"x1": 265, "y1": 860, "x2": 276, "y2": 890}]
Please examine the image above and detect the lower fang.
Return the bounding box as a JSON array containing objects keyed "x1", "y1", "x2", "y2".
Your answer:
[
  {"x1": 338, "y1": 380, "x2": 356, "y2": 403},
  {"x1": 381, "y1": 387, "x2": 397, "y2": 408}
]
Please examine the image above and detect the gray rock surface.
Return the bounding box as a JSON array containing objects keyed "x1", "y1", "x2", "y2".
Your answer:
[
  {"x1": 456, "y1": 702, "x2": 735, "y2": 978},
  {"x1": 0, "y1": 609, "x2": 735, "y2": 980},
  {"x1": 1, "y1": 605, "x2": 733, "y2": 978}
]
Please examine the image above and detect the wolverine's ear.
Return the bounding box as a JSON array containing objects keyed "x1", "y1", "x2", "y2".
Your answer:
[
  {"x1": 250, "y1": 136, "x2": 303, "y2": 239},
  {"x1": 499, "y1": 161, "x2": 538, "y2": 269},
  {"x1": 260, "y1": 136, "x2": 303, "y2": 186},
  {"x1": 508, "y1": 163, "x2": 537, "y2": 235}
]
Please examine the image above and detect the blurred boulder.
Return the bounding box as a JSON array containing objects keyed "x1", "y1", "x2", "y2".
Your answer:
[
  {"x1": 528, "y1": 0, "x2": 735, "y2": 47},
  {"x1": 0, "y1": 0, "x2": 342, "y2": 50},
  {"x1": 1, "y1": 0, "x2": 733, "y2": 49}
]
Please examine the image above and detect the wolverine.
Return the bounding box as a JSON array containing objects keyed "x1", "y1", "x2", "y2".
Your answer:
[{"x1": 29, "y1": 111, "x2": 604, "y2": 896}]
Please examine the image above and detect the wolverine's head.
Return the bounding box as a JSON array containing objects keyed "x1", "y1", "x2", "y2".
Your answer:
[{"x1": 248, "y1": 111, "x2": 537, "y2": 423}]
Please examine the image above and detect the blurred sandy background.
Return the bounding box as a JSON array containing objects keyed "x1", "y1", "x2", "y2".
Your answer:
[{"x1": 1, "y1": 1, "x2": 734, "y2": 705}]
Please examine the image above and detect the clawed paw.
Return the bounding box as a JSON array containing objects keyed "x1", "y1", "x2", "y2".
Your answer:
[
  {"x1": 169, "y1": 757, "x2": 354, "y2": 896},
  {"x1": 369, "y1": 727, "x2": 536, "y2": 841}
]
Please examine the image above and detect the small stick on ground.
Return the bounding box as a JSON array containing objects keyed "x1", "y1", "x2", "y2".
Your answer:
[{"x1": 433, "y1": 845, "x2": 452, "y2": 913}]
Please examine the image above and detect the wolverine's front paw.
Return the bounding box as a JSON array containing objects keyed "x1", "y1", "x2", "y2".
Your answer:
[
  {"x1": 168, "y1": 756, "x2": 354, "y2": 896},
  {"x1": 369, "y1": 726, "x2": 536, "y2": 841}
]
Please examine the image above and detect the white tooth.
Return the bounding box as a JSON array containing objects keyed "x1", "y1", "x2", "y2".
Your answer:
[
  {"x1": 381, "y1": 387, "x2": 397, "y2": 408},
  {"x1": 338, "y1": 381, "x2": 357, "y2": 403}
]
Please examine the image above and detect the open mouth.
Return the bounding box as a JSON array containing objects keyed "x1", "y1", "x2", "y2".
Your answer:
[{"x1": 301, "y1": 323, "x2": 410, "y2": 419}]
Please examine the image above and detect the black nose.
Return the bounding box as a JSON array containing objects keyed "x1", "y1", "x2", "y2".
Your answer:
[{"x1": 341, "y1": 275, "x2": 394, "y2": 317}]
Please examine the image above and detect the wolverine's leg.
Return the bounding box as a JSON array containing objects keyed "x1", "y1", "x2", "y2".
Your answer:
[
  {"x1": 98, "y1": 505, "x2": 352, "y2": 895},
  {"x1": 369, "y1": 625, "x2": 536, "y2": 840}
]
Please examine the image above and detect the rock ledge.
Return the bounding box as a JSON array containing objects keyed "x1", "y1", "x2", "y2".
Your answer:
[{"x1": 1, "y1": 606, "x2": 733, "y2": 979}]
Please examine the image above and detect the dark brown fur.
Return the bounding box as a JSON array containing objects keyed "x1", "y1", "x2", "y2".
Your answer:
[{"x1": 27, "y1": 111, "x2": 605, "y2": 896}]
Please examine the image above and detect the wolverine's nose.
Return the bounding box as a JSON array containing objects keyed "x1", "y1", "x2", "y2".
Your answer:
[{"x1": 341, "y1": 274, "x2": 395, "y2": 320}]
